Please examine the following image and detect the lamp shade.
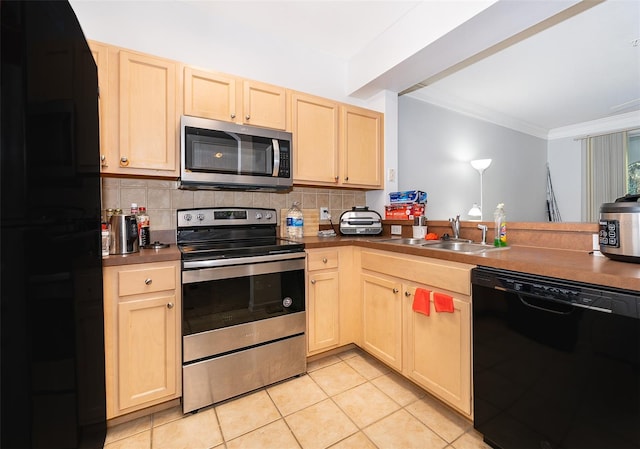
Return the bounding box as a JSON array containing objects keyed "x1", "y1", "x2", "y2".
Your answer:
[
  {"x1": 468, "y1": 203, "x2": 482, "y2": 218},
  {"x1": 470, "y1": 158, "x2": 492, "y2": 173}
]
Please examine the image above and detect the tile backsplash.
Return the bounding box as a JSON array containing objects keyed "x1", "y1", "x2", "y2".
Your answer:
[{"x1": 101, "y1": 177, "x2": 367, "y2": 231}]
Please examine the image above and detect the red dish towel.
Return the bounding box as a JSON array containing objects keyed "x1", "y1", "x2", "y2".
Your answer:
[
  {"x1": 413, "y1": 288, "x2": 431, "y2": 316},
  {"x1": 434, "y1": 292, "x2": 454, "y2": 313}
]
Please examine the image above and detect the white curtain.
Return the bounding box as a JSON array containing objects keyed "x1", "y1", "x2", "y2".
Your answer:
[{"x1": 583, "y1": 131, "x2": 627, "y2": 221}]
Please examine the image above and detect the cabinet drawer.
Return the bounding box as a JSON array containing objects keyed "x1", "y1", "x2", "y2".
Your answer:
[
  {"x1": 118, "y1": 265, "x2": 177, "y2": 296},
  {"x1": 361, "y1": 250, "x2": 472, "y2": 295},
  {"x1": 307, "y1": 249, "x2": 339, "y2": 271}
]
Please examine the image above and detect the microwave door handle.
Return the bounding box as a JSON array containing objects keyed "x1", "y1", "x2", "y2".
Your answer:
[
  {"x1": 226, "y1": 132, "x2": 242, "y2": 172},
  {"x1": 272, "y1": 139, "x2": 280, "y2": 176}
]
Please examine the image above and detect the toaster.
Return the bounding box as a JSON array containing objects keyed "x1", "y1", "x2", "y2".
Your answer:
[{"x1": 339, "y1": 207, "x2": 382, "y2": 236}]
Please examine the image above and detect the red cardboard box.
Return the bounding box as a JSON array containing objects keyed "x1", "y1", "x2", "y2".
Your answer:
[{"x1": 384, "y1": 203, "x2": 425, "y2": 220}]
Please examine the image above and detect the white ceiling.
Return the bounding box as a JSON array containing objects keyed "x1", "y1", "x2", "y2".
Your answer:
[
  {"x1": 185, "y1": 0, "x2": 640, "y2": 138},
  {"x1": 407, "y1": 0, "x2": 640, "y2": 137},
  {"x1": 186, "y1": 1, "x2": 423, "y2": 61}
]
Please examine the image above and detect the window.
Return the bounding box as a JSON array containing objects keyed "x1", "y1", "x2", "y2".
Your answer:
[
  {"x1": 582, "y1": 130, "x2": 640, "y2": 221},
  {"x1": 627, "y1": 132, "x2": 640, "y2": 194}
]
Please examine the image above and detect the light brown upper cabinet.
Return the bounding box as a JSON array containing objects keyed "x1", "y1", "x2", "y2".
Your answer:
[
  {"x1": 183, "y1": 67, "x2": 237, "y2": 123},
  {"x1": 340, "y1": 104, "x2": 384, "y2": 188},
  {"x1": 291, "y1": 92, "x2": 384, "y2": 189},
  {"x1": 291, "y1": 92, "x2": 340, "y2": 185},
  {"x1": 184, "y1": 67, "x2": 286, "y2": 130},
  {"x1": 89, "y1": 41, "x2": 111, "y2": 171},
  {"x1": 89, "y1": 41, "x2": 180, "y2": 177}
]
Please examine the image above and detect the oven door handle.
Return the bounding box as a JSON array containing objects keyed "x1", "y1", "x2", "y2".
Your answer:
[
  {"x1": 182, "y1": 253, "x2": 305, "y2": 283},
  {"x1": 183, "y1": 252, "x2": 305, "y2": 270}
]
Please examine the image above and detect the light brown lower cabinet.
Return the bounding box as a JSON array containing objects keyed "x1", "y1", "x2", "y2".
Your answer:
[
  {"x1": 306, "y1": 247, "x2": 361, "y2": 356},
  {"x1": 307, "y1": 249, "x2": 340, "y2": 354},
  {"x1": 403, "y1": 284, "x2": 471, "y2": 416},
  {"x1": 102, "y1": 260, "x2": 181, "y2": 419},
  {"x1": 360, "y1": 249, "x2": 473, "y2": 417},
  {"x1": 361, "y1": 272, "x2": 403, "y2": 371}
]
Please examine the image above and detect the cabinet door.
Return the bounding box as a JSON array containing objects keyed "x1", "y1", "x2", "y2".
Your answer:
[
  {"x1": 117, "y1": 294, "x2": 178, "y2": 410},
  {"x1": 340, "y1": 105, "x2": 383, "y2": 188},
  {"x1": 291, "y1": 92, "x2": 339, "y2": 185},
  {"x1": 103, "y1": 261, "x2": 181, "y2": 419},
  {"x1": 403, "y1": 285, "x2": 471, "y2": 415},
  {"x1": 118, "y1": 50, "x2": 178, "y2": 175},
  {"x1": 88, "y1": 41, "x2": 111, "y2": 170},
  {"x1": 242, "y1": 80, "x2": 286, "y2": 130},
  {"x1": 307, "y1": 271, "x2": 340, "y2": 354},
  {"x1": 184, "y1": 67, "x2": 237, "y2": 122},
  {"x1": 361, "y1": 273, "x2": 402, "y2": 370}
]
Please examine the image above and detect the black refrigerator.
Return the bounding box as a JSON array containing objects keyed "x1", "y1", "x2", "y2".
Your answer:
[{"x1": 1, "y1": 1, "x2": 107, "y2": 447}]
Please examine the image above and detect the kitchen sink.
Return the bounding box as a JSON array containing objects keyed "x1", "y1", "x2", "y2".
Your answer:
[
  {"x1": 374, "y1": 238, "x2": 429, "y2": 245},
  {"x1": 373, "y1": 237, "x2": 508, "y2": 254},
  {"x1": 422, "y1": 241, "x2": 508, "y2": 254}
]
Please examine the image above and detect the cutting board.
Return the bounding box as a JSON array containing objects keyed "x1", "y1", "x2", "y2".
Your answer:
[{"x1": 280, "y1": 209, "x2": 319, "y2": 237}]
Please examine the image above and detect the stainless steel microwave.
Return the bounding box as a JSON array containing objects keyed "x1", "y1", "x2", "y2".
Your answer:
[{"x1": 179, "y1": 116, "x2": 293, "y2": 191}]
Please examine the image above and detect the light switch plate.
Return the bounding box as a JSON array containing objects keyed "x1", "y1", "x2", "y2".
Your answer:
[
  {"x1": 387, "y1": 168, "x2": 396, "y2": 182},
  {"x1": 391, "y1": 225, "x2": 402, "y2": 235},
  {"x1": 320, "y1": 207, "x2": 330, "y2": 220}
]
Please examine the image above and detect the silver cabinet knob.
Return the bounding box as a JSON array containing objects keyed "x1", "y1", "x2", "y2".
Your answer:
[
  {"x1": 144, "y1": 278, "x2": 152, "y2": 285},
  {"x1": 345, "y1": 176, "x2": 349, "y2": 181},
  {"x1": 334, "y1": 176, "x2": 339, "y2": 181},
  {"x1": 310, "y1": 279, "x2": 316, "y2": 285},
  {"x1": 230, "y1": 113, "x2": 236, "y2": 119},
  {"x1": 392, "y1": 288, "x2": 399, "y2": 294},
  {"x1": 167, "y1": 302, "x2": 174, "y2": 309},
  {"x1": 405, "y1": 291, "x2": 412, "y2": 297},
  {"x1": 322, "y1": 257, "x2": 327, "y2": 263},
  {"x1": 245, "y1": 115, "x2": 250, "y2": 120},
  {"x1": 120, "y1": 156, "x2": 129, "y2": 166}
]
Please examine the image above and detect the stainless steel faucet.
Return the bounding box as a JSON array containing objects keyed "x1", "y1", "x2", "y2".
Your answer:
[
  {"x1": 449, "y1": 215, "x2": 460, "y2": 239},
  {"x1": 477, "y1": 224, "x2": 488, "y2": 244}
]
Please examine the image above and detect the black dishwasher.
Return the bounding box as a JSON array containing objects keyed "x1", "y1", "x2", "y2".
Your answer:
[{"x1": 472, "y1": 267, "x2": 640, "y2": 449}]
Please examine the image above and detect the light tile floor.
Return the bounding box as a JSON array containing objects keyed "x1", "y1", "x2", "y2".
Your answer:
[{"x1": 104, "y1": 348, "x2": 491, "y2": 449}]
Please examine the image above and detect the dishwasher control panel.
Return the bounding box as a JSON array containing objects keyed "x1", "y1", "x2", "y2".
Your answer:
[{"x1": 472, "y1": 267, "x2": 639, "y2": 318}]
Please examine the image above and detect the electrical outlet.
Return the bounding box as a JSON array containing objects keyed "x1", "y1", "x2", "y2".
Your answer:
[
  {"x1": 391, "y1": 225, "x2": 402, "y2": 235},
  {"x1": 320, "y1": 207, "x2": 330, "y2": 220}
]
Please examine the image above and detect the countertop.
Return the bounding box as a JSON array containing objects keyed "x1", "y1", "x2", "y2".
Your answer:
[
  {"x1": 304, "y1": 236, "x2": 640, "y2": 291},
  {"x1": 102, "y1": 245, "x2": 181, "y2": 267},
  {"x1": 102, "y1": 236, "x2": 640, "y2": 291}
]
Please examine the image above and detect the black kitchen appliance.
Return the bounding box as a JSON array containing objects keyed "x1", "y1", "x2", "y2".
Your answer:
[
  {"x1": 177, "y1": 207, "x2": 306, "y2": 413},
  {"x1": 1, "y1": 2, "x2": 106, "y2": 447},
  {"x1": 472, "y1": 267, "x2": 639, "y2": 449}
]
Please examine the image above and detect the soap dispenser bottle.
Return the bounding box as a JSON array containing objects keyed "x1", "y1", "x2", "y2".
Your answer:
[{"x1": 494, "y1": 203, "x2": 507, "y2": 247}]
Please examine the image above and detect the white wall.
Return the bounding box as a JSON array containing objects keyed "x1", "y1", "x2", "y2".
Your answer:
[
  {"x1": 398, "y1": 96, "x2": 548, "y2": 222},
  {"x1": 366, "y1": 91, "x2": 399, "y2": 216}
]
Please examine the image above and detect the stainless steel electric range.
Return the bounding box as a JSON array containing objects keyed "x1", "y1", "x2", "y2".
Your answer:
[{"x1": 177, "y1": 207, "x2": 306, "y2": 413}]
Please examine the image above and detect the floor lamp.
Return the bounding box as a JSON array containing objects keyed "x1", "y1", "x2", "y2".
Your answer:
[{"x1": 469, "y1": 159, "x2": 492, "y2": 221}]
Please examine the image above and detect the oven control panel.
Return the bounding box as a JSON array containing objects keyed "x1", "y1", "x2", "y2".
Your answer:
[{"x1": 177, "y1": 207, "x2": 277, "y2": 227}]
